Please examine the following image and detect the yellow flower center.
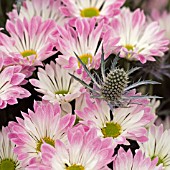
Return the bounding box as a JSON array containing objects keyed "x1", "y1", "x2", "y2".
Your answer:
[
  {"x1": 55, "y1": 90, "x2": 69, "y2": 95},
  {"x1": 0, "y1": 159, "x2": 16, "y2": 170},
  {"x1": 151, "y1": 155, "x2": 165, "y2": 166},
  {"x1": 101, "y1": 122, "x2": 122, "y2": 138},
  {"x1": 78, "y1": 53, "x2": 93, "y2": 67},
  {"x1": 125, "y1": 44, "x2": 134, "y2": 51},
  {"x1": 66, "y1": 164, "x2": 85, "y2": 170},
  {"x1": 124, "y1": 44, "x2": 135, "y2": 60},
  {"x1": 21, "y1": 50, "x2": 37, "y2": 58},
  {"x1": 36, "y1": 137, "x2": 55, "y2": 152},
  {"x1": 80, "y1": 7, "x2": 100, "y2": 18}
]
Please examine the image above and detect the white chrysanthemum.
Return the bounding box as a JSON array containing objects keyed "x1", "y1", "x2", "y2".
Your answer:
[
  {"x1": 30, "y1": 60, "x2": 83, "y2": 104},
  {"x1": 151, "y1": 10, "x2": 170, "y2": 40},
  {"x1": 0, "y1": 16, "x2": 56, "y2": 67},
  {"x1": 8, "y1": 101, "x2": 76, "y2": 166},
  {"x1": 76, "y1": 93, "x2": 154, "y2": 148},
  {"x1": 146, "y1": 99, "x2": 160, "y2": 127},
  {"x1": 155, "y1": 116, "x2": 170, "y2": 130},
  {"x1": 113, "y1": 148, "x2": 163, "y2": 170},
  {"x1": 139, "y1": 124, "x2": 170, "y2": 169},
  {"x1": 0, "y1": 53, "x2": 31, "y2": 109},
  {"x1": 61, "y1": 0, "x2": 125, "y2": 19},
  {"x1": 53, "y1": 18, "x2": 120, "y2": 73},
  {"x1": 0, "y1": 127, "x2": 23, "y2": 169},
  {"x1": 8, "y1": 0, "x2": 66, "y2": 25},
  {"x1": 28, "y1": 126, "x2": 114, "y2": 170},
  {"x1": 109, "y1": 7, "x2": 169, "y2": 63}
]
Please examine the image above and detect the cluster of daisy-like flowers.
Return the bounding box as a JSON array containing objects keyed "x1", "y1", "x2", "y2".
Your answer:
[{"x1": 0, "y1": 0, "x2": 170, "y2": 170}]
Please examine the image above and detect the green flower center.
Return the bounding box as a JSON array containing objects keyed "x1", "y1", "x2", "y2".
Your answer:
[
  {"x1": 0, "y1": 159, "x2": 16, "y2": 170},
  {"x1": 78, "y1": 54, "x2": 93, "y2": 67},
  {"x1": 55, "y1": 90, "x2": 69, "y2": 95},
  {"x1": 66, "y1": 164, "x2": 84, "y2": 170},
  {"x1": 151, "y1": 155, "x2": 165, "y2": 166},
  {"x1": 101, "y1": 122, "x2": 122, "y2": 138},
  {"x1": 36, "y1": 137, "x2": 55, "y2": 152},
  {"x1": 125, "y1": 44, "x2": 134, "y2": 51},
  {"x1": 21, "y1": 50, "x2": 37, "y2": 58},
  {"x1": 80, "y1": 7, "x2": 100, "y2": 18}
]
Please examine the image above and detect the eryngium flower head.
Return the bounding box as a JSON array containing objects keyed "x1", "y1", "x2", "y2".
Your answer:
[
  {"x1": 69, "y1": 50, "x2": 160, "y2": 109},
  {"x1": 101, "y1": 68, "x2": 128, "y2": 102}
]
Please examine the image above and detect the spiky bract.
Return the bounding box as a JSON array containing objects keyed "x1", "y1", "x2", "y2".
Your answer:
[{"x1": 69, "y1": 49, "x2": 161, "y2": 109}]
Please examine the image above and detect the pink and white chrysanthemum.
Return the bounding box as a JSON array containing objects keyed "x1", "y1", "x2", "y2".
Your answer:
[
  {"x1": 52, "y1": 18, "x2": 120, "y2": 72},
  {"x1": 151, "y1": 10, "x2": 170, "y2": 40},
  {"x1": 76, "y1": 93, "x2": 154, "y2": 148},
  {"x1": 0, "y1": 126, "x2": 24, "y2": 169},
  {"x1": 8, "y1": 0, "x2": 66, "y2": 25},
  {"x1": 0, "y1": 54, "x2": 30, "y2": 109},
  {"x1": 30, "y1": 60, "x2": 84, "y2": 104},
  {"x1": 138, "y1": 124, "x2": 170, "y2": 169},
  {"x1": 109, "y1": 7, "x2": 169, "y2": 63},
  {"x1": 146, "y1": 99, "x2": 160, "y2": 127},
  {"x1": 155, "y1": 116, "x2": 170, "y2": 130},
  {"x1": 142, "y1": 0, "x2": 168, "y2": 14},
  {"x1": 0, "y1": 16, "x2": 56, "y2": 68},
  {"x1": 60, "y1": 0, "x2": 125, "y2": 20},
  {"x1": 29, "y1": 126, "x2": 114, "y2": 170},
  {"x1": 2, "y1": 52, "x2": 36, "y2": 85},
  {"x1": 8, "y1": 101, "x2": 75, "y2": 166},
  {"x1": 113, "y1": 148, "x2": 163, "y2": 170}
]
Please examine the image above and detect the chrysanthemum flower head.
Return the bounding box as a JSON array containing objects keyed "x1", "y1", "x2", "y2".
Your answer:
[
  {"x1": 8, "y1": 101, "x2": 76, "y2": 165},
  {"x1": 109, "y1": 7, "x2": 169, "y2": 63},
  {"x1": 155, "y1": 116, "x2": 170, "y2": 130},
  {"x1": 2, "y1": 52, "x2": 36, "y2": 85},
  {"x1": 76, "y1": 92, "x2": 154, "y2": 148},
  {"x1": 60, "y1": 0, "x2": 125, "y2": 20},
  {"x1": 151, "y1": 10, "x2": 170, "y2": 40},
  {"x1": 51, "y1": 18, "x2": 120, "y2": 73},
  {"x1": 0, "y1": 53, "x2": 30, "y2": 109},
  {"x1": 30, "y1": 60, "x2": 84, "y2": 105},
  {"x1": 0, "y1": 126, "x2": 23, "y2": 169},
  {"x1": 142, "y1": 0, "x2": 168, "y2": 14},
  {"x1": 32, "y1": 125, "x2": 114, "y2": 170},
  {"x1": 138, "y1": 124, "x2": 170, "y2": 169},
  {"x1": 144, "y1": 99, "x2": 160, "y2": 127},
  {"x1": 113, "y1": 148, "x2": 163, "y2": 170},
  {"x1": 0, "y1": 16, "x2": 56, "y2": 68},
  {"x1": 8, "y1": 0, "x2": 66, "y2": 25}
]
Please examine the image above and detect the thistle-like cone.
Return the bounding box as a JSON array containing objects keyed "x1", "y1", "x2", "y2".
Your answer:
[{"x1": 101, "y1": 68, "x2": 128, "y2": 101}]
